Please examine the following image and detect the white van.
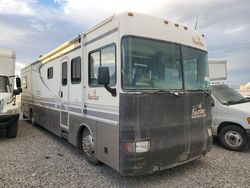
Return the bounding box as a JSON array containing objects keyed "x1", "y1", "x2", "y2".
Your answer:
[{"x1": 211, "y1": 84, "x2": 250, "y2": 151}]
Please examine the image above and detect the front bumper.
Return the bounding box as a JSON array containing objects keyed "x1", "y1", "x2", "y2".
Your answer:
[{"x1": 0, "y1": 114, "x2": 19, "y2": 128}]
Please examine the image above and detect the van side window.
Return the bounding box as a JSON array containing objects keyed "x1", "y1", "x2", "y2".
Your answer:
[
  {"x1": 62, "y1": 62, "x2": 67, "y2": 85},
  {"x1": 47, "y1": 67, "x2": 53, "y2": 79},
  {"x1": 71, "y1": 57, "x2": 81, "y2": 84},
  {"x1": 89, "y1": 44, "x2": 116, "y2": 87}
]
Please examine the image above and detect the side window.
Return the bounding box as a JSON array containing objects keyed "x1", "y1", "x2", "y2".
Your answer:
[
  {"x1": 101, "y1": 46, "x2": 116, "y2": 86},
  {"x1": 62, "y1": 62, "x2": 67, "y2": 85},
  {"x1": 89, "y1": 44, "x2": 116, "y2": 87},
  {"x1": 89, "y1": 51, "x2": 100, "y2": 86},
  {"x1": 71, "y1": 57, "x2": 81, "y2": 84},
  {"x1": 47, "y1": 67, "x2": 53, "y2": 79},
  {"x1": 22, "y1": 77, "x2": 27, "y2": 88}
]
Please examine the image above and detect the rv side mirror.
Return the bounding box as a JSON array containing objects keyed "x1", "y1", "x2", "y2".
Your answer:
[
  {"x1": 16, "y1": 77, "x2": 21, "y2": 88},
  {"x1": 97, "y1": 66, "x2": 116, "y2": 97},
  {"x1": 98, "y1": 66, "x2": 110, "y2": 85}
]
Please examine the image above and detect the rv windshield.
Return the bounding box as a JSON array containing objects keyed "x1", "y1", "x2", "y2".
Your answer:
[
  {"x1": 211, "y1": 85, "x2": 247, "y2": 105},
  {"x1": 122, "y1": 36, "x2": 209, "y2": 91},
  {"x1": 182, "y1": 46, "x2": 209, "y2": 90},
  {"x1": 0, "y1": 76, "x2": 9, "y2": 93},
  {"x1": 122, "y1": 37, "x2": 182, "y2": 91}
]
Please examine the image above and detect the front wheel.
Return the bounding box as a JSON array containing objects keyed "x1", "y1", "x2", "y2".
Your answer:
[
  {"x1": 219, "y1": 125, "x2": 248, "y2": 151},
  {"x1": 7, "y1": 123, "x2": 18, "y2": 138},
  {"x1": 81, "y1": 129, "x2": 99, "y2": 165}
]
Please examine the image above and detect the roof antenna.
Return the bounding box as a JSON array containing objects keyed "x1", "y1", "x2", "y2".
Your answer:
[{"x1": 195, "y1": 16, "x2": 199, "y2": 30}]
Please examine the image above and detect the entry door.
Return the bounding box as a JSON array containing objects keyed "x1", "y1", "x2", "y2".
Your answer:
[{"x1": 60, "y1": 60, "x2": 69, "y2": 129}]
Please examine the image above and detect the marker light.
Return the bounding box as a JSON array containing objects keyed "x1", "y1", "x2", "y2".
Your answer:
[
  {"x1": 164, "y1": 20, "x2": 169, "y2": 24},
  {"x1": 247, "y1": 117, "x2": 250, "y2": 125},
  {"x1": 128, "y1": 12, "x2": 134, "y2": 17},
  {"x1": 124, "y1": 140, "x2": 151, "y2": 153}
]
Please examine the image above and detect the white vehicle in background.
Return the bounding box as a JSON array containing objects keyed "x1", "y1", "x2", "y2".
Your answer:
[
  {"x1": 0, "y1": 49, "x2": 22, "y2": 138},
  {"x1": 209, "y1": 60, "x2": 250, "y2": 151},
  {"x1": 211, "y1": 85, "x2": 250, "y2": 151}
]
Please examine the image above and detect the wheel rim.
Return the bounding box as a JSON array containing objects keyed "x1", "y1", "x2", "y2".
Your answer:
[
  {"x1": 82, "y1": 131, "x2": 95, "y2": 158},
  {"x1": 224, "y1": 131, "x2": 242, "y2": 148}
]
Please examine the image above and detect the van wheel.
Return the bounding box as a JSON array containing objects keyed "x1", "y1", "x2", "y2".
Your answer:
[
  {"x1": 219, "y1": 125, "x2": 248, "y2": 151},
  {"x1": 81, "y1": 129, "x2": 99, "y2": 165},
  {"x1": 7, "y1": 123, "x2": 18, "y2": 138}
]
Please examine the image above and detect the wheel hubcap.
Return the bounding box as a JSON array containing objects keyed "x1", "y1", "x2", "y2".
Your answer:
[
  {"x1": 82, "y1": 133, "x2": 95, "y2": 157},
  {"x1": 224, "y1": 131, "x2": 242, "y2": 148}
]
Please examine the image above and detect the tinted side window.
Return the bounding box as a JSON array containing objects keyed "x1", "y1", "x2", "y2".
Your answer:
[
  {"x1": 88, "y1": 44, "x2": 116, "y2": 87},
  {"x1": 47, "y1": 67, "x2": 53, "y2": 79},
  {"x1": 62, "y1": 62, "x2": 67, "y2": 85},
  {"x1": 71, "y1": 57, "x2": 81, "y2": 84}
]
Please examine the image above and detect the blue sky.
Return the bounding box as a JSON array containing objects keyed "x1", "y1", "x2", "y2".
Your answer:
[{"x1": 0, "y1": 0, "x2": 249, "y2": 85}]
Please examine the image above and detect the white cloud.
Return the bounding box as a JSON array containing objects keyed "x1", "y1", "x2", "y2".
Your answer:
[
  {"x1": 0, "y1": 23, "x2": 30, "y2": 44},
  {"x1": 0, "y1": 0, "x2": 35, "y2": 16},
  {"x1": 58, "y1": 0, "x2": 173, "y2": 26},
  {"x1": 16, "y1": 62, "x2": 26, "y2": 69},
  {"x1": 225, "y1": 26, "x2": 247, "y2": 35}
]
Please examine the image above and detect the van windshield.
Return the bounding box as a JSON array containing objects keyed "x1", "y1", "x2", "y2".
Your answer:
[
  {"x1": 0, "y1": 76, "x2": 9, "y2": 93},
  {"x1": 211, "y1": 85, "x2": 247, "y2": 105},
  {"x1": 121, "y1": 36, "x2": 209, "y2": 91}
]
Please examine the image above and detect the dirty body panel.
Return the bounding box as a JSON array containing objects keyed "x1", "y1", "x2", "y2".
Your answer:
[{"x1": 119, "y1": 92, "x2": 212, "y2": 176}]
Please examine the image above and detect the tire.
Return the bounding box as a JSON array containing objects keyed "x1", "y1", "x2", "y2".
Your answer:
[
  {"x1": 81, "y1": 129, "x2": 99, "y2": 165},
  {"x1": 219, "y1": 125, "x2": 248, "y2": 151},
  {"x1": 7, "y1": 123, "x2": 18, "y2": 138}
]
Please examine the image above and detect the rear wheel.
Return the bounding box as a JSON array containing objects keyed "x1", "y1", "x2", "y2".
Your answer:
[
  {"x1": 81, "y1": 129, "x2": 99, "y2": 165},
  {"x1": 219, "y1": 125, "x2": 248, "y2": 151},
  {"x1": 7, "y1": 123, "x2": 18, "y2": 138}
]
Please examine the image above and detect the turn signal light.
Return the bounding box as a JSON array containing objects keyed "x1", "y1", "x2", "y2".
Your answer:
[
  {"x1": 247, "y1": 117, "x2": 250, "y2": 124},
  {"x1": 164, "y1": 20, "x2": 169, "y2": 24},
  {"x1": 128, "y1": 12, "x2": 134, "y2": 17}
]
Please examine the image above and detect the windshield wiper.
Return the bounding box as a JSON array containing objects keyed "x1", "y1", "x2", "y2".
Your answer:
[
  {"x1": 223, "y1": 99, "x2": 247, "y2": 105},
  {"x1": 154, "y1": 90, "x2": 181, "y2": 97},
  {"x1": 197, "y1": 89, "x2": 210, "y2": 97}
]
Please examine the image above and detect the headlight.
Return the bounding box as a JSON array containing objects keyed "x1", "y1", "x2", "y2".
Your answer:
[
  {"x1": 124, "y1": 140, "x2": 151, "y2": 153},
  {"x1": 4, "y1": 108, "x2": 19, "y2": 115},
  {"x1": 247, "y1": 117, "x2": 250, "y2": 125}
]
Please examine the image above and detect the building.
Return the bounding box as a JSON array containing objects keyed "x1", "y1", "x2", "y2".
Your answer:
[{"x1": 240, "y1": 82, "x2": 250, "y2": 97}]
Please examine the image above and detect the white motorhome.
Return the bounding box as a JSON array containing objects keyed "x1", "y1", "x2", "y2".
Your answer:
[
  {"x1": 0, "y1": 49, "x2": 22, "y2": 138},
  {"x1": 209, "y1": 60, "x2": 250, "y2": 151},
  {"x1": 21, "y1": 12, "x2": 212, "y2": 176}
]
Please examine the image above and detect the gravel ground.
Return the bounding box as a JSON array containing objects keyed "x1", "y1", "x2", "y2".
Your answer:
[{"x1": 1, "y1": 120, "x2": 250, "y2": 188}]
